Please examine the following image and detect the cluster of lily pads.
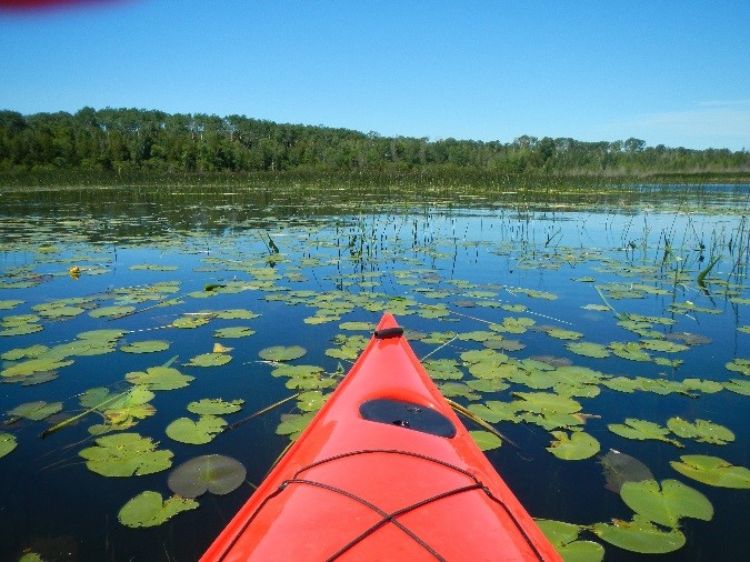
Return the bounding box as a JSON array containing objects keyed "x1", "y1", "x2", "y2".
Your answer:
[{"x1": 1, "y1": 192, "x2": 749, "y2": 561}]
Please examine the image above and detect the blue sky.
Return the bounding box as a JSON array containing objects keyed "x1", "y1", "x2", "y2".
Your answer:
[{"x1": 1, "y1": 0, "x2": 748, "y2": 150}]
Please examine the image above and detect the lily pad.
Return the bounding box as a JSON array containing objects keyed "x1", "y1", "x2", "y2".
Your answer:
[
  {"x1": 666, "y1": 417, "x2": 735, "y2": 445},
  {"x1": 536, "y1": 519, "x2": 605, "y2": 562},
  {"x1": 125, "y1": 366, "x2": 194, "y2": 391},
  {"x1": 214, "y1": 326, "x2": 255, "y2": 339},
  {"x1": 566, "y1": 342, "x2": 610, "y2": 359},
  {"x1": 89, "y1": 305, "x2": 135, "y2": 319},
  {"x1": 592, "y1": 515, "x2": 685, "y2": 554},
  {"x1": 120, "y1": 340, "x2": 170, "y2": 354},
  {"x1": 1, "y1": 344, "x2": 49, "y2": 361},
  {"x1": 166, "y1": 415, "x2": 227, "y2": 444},
  {"x1": 470, "y1": 430, "x2": 502, "y2": 451},
  {"x1": 670, "y1": 455, "x2": 750, "y2": 488},
  {"x1": 547, "y1": 431, "x2": 600, "y2": 461},
  {"x1": 0, "y1": 432, "x2": 18, "y2": 459},
  {"x1": 187, "y1": 398, "x2": 244, "y2": 416},
  {"x1": 167, "y1": 454, "x2": 247, "y2": 498},
  {"x1": 608, "y1": 418, "x2": 682, "y2": 447},
  {"x1": 620, "y1": 479, "x2": 713, "y2": 527},
  {"x1": 118, "y1": 491, "x2": 198, "y2": 528},
  {"x1": 276, "y1": 412, "x2": 314, "y2": 440},
  {"x1": 8, "y1": 401, "x2": 63, "y2": 421},
  {"x1": 186, "y1": 352, "x2": 232, "y2": 367},
  {"x1": 725, "y1": 358, "x2": 750, "y2": 376},
  {"x1": 79, "y1": 433, "x2": 173, "y2": 477},
  {"x1": 259, "y1": 345, "x2": 307, "y2": 362}
]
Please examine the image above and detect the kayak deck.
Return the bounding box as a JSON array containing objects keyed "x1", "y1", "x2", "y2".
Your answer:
[{"x1": 202, "y1": 313, "x2": 561, "y2": 561}]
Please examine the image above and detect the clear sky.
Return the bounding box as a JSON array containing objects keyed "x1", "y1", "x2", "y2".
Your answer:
[{"x1": 1, "y1": 0, "x2": 748, "y2": 150}]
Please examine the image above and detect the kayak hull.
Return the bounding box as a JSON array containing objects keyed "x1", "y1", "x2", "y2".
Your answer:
[{"x1": 202, "y1": 313, "x2": 561, "y2": 561}]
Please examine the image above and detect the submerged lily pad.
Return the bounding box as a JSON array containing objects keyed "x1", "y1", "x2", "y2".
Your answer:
[
  {"x1": 167, "y1": 454, "x2": 247, "y2": 498},
  {"x1": 118, "y1": 491, "x2": 198, "y2": 528},
  {"x1": 670, "y1": 455, "x2": 750, "y2": 488},
  {"x1": 0, "y1": 432, "x2": 18, "y2": 459},
  {"x1": 547, "y1": 431, "x2": 600, "y2": 461},
  {"x1": 120, "y1": 340, "x2": 170, "y2": 354},
  {"x1": 166, "y1": 415, "x2": 227, "y2": 444},
  {"x1": 259, "y1": 345, "x2": 307, "y2": 362},
  {"x1": 79, "y1": 433, "x2": 173, "y2": 477},
  {"x1": 620, "y1": 479, "x2": 713, "y2": 527},
  {"x1": 592, "y1": 515, "x2": 685, "y2": 554},
  {"x1": 600, "y1": 449, "x2": 654, "y2": 493}
]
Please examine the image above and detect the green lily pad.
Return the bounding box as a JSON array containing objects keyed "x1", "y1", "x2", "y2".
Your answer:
[
  {"x1": 670, "y1": 455, "x2": 750, "y2": 488},
  {"x1": 121, "y1": 340, "x2": 170, "y2": 354},
  {"x1": 513, "y1": 392, "x2": 582, "y2": 415},
  {"x1": 566, "y1": 342, "x2": 610, "y2": 359},
  {"x1": 424, "y1": 359, "x2": 464, "y2": 381},
  {"x1": 297, "y1": 390, "x2": 326, "y2": 412},
  {"x1": 8, "y1": 401, "x2": 63, "y2": 421},
  {"x1": 725, "y1": 358, "x2": 750, "y2": 376},
  {"x1": 725, "y1": 379, "x2": 750, "y2": 396},
  {"x1": 546, "y1": 328, "x2": 584, "y2": 341},
  {"x1": 680, "y1": 378, "x2": 723, "y2": 394},
  {"x1": 609, "y1": 342, "x2": 651, "y2": 362},
  {"x1": 76, "y1": 329, "x2": 126, "y2": 341},
  {"x1": 608, "y1": 418, "x2": 682, "y2": 447},
  {"x1": 118, "y1": 491, "x2": 198, "y2": 528},
  {"x1": 338, "y1": 321, "x2": 374, "y2": 331},
  {"x1": 79, "y1": 433, "x2": 173, "y2": 477},
  {"x1": 171, "y1": 315, "x2": 211, "y2": 329},
  {"x1": 125, "y1": 366, "x2": 194, "y2": 391},
  {"x1": 214, "y1": 326, "x2": 255, "y2": 339},
  {"x1": 260, "y1": 345, "x2": 307, "y2": 362},
  {"x1": 1, "y1": 344, "x2": 49, "y2": 361},
  {"x1": 167, "y1": 454, "x2": 247, "y2": 498},
  {"x1": 0, "y1": 432, "x2": 18, "y2": 459},
  {"x1": 89, "y1": 305, "x2": 135, "y2": 319},
  {"x1": 620, "y1": 479, "x2": 713, "y2": 527},
  {"x1": 187, "y1": 398, "x2": 244, "y2": 415},
  {"x1": 187, "y1": 352, "x2": 232, "y2": 367},
  {"x1": 470, "y1": 430, "x2": 502, "y2": 451},
  {"x1": 0, "y1": 357, "x2": 71, "y2": 379},
  {"x1": 0, "y1": 299, "x2": 23, "y2": 310},
  {"x1": 276, "y1": 412, "x2": 314, "y2": 440},
  {"x1": 536, "y1": 519, "x2": 605, "y2": 562},
  {"x1": 166, "y1": 415, "x2": 227, "y2": 444},
  {"x1": 0, "y1": 322, "x2": 43, "y2": 337},
  {"x1": 547, "y1": 431, "x2": 600, "y2": 461},
  {"x1": 666, "y1": 417, "x2": 735, "y2": 445},
  {"x1": 592, "y1": 515, "x2": 685, "y2": 554},
  {"x1": 213, "y1": 309, "x2": 260, "y2": 320},
  {"x1": 640, "y1": 339, "x2": 689, "y2": 353}
]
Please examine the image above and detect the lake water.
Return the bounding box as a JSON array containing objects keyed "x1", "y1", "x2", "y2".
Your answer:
[{"x1": 0, "y1": 182, "x2": 748, "y2": 561}]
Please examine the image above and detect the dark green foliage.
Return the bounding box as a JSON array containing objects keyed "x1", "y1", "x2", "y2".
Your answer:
[{"x1": 1, "y1": 108, "x2": 748, "y2": 178}]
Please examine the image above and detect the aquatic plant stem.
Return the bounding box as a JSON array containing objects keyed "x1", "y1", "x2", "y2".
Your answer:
[
  {"x1": 446, "y1": 398, "x2": 519, "y2": 449},
  {"x1": 40, "y1": 389, "x2": 131, "y2": 438},
  {"x1": 227, "y1": 394, "x2": 300, "y2": 431}
]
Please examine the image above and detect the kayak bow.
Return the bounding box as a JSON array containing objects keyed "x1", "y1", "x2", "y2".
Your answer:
[{"x1": 202, "y1": 313, "x2": 561, "y2": 561}]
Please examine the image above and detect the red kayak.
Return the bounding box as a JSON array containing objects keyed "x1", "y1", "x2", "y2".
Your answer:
[{"x1": 202, "y1": 313, "x2": 561, "y2": 561}]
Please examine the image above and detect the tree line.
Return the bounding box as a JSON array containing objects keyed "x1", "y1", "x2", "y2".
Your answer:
[{"x1": 1, "y1": 107, "x2": 748, "y2": 177}]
